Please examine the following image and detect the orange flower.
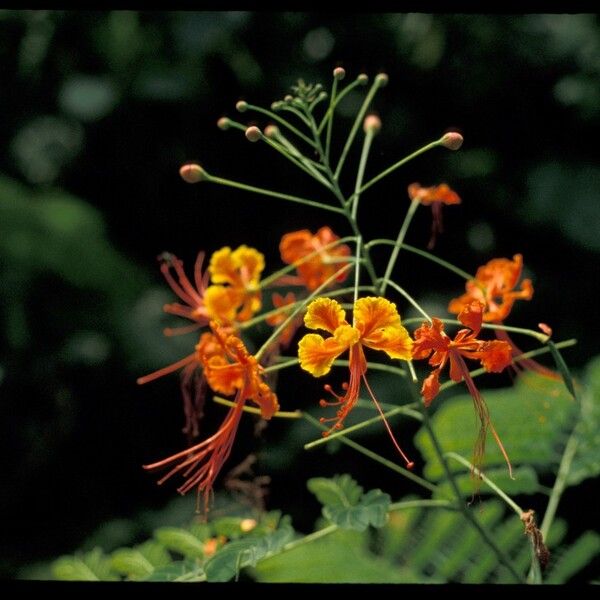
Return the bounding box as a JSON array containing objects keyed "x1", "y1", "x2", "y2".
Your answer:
[
  {"x1": 265, "y1": 291, "x2": 301, "y2": 348},
  {"x1": 279, "y1": 227, "x2": 351, "y2": 291},
  {"x1": 298, "y1": 297, "x2": 414, "y2": 468},
  {"x1": 412, "y1": 300, "x2": 513, "y2": 475},
  {"x1": 448, "y1": 255, "x2": 558, "y2": 380},
  {"x1": 408, "y1": 182, "x2": 461, "y2": 249},
  {"x1": 448, "y1": 254, "x2": 533, "y2": 323},
  {"x1": 205, "y1": 245, "x2": 265, "y2": 323},
  {"x1": 144, "y1": 321, "x2": 279, "y2": 512}
]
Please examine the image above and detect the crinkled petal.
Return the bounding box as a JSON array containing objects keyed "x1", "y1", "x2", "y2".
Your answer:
[
  {"x1": 476, "y1": 340, "x2": 513, "y2": 373},
  {"x1": 458, "y1": 300, "x2": 484, "y2": 334},
  {"x1": 354, "y1": 297, "x2": 400, "y2": 338},
  {"x1": 204, "y1": 285, "x2": 243, "y2": 323},
  {"x1": 412, "y1": 318, "x2": 449, "y2": 360},
  {"x1": 421, "y1": 369, "x2": 441, "y2": 406},
  {"x1": 298, "y1": 332, "x2": 350, "y2": 377},
  {"x1": 304, "y1": 297, "x2": 346, "y2": 333},
  {"x1": 232, "y1": 245, "x2": 265, "y2": 287}
]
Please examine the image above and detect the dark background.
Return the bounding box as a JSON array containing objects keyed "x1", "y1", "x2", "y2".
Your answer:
[{"x1": 1, "y1": 11, "x2": 599, "y2": 579}]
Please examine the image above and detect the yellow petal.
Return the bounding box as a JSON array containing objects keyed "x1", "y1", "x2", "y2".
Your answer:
[
  {"x1": 354, "y1": 297, "x2": 401, "y2": 337},
  {"x1": 205, "y1": 285, "x2": 243, "y2": 323},
  {"x1": 362, "y1": 324, "x2": 414, "y2": 360},
  {"x1": 298, "y1": 332, "x2": 348, "y2": 377},
  {"x1": 304, "y1": 297, "x2": 346, "y2": 333},
  {"x1": 232, "y1": 245, "x2": 265, "y2": 287},
  {"x1": 355, "y1": 297, "x2": 413, "y2": 360},
  {"x1": 209, "y1": 247, "x2": 238, "y2": 286}
]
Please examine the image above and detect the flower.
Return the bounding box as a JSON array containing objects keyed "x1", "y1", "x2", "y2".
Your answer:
[
  {"x1": 205, "y1": 245, "x2": 265, "y2": 323},
  {"x1": 143, "y1": 321, "x2": 279, "y2": 512},
  {"x1": 448, "y1": 254, "x2": 533, "y2": 323},
  {"x1": 298, "y1": 297, "x2": 414, "y2": 468},
  {"x1": 412, "y1": 300, "x2": 513, "y2": 475},
  {"x1": 408, "y1": 182, "x2": 461, "y2": 249},
  {"x1": 279, "y1": 227, "x2": 351, "y2": 291},
  {"x1": 448, "y1": 255, "x2": 557, "y2": 380}
]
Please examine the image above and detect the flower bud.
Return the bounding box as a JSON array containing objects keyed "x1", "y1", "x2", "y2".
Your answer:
[
  {"x1": 179, "y1": 163, "x2": 206, "y2": 184},
  {"x1": 538, "y1": 323, "x2": 553, "y2": 337},
  {"x1": 235, "y1": 100, "x2": 248, "y2": 113},
  {"x1": 217, "y1": 117, "x2": 230, "y2": 130},
  {"x1": 271, "y1": 101, "x2": 283, "y2": 111},
  {"x1": 363, "y1": 114, "x2": 382, "y2": 134},
  {"x1": 284, "y1": 94, "x2": 293, "y2": 103},
  {"x1": 240, "y1": 518, "x2": 257, "y2": 532},
  {"x1": 440, "y1": 131, "x2": 464, "y2": 151},
  {"x1": 264, "y1": 124, "x2": 280, "y2": 138},
  {"x1": 245, "y1": 126, "x2": 262, "y2": 142},
  {"x1": 333, "y1": 67, "x2": 345, "y2": 80},
  {"x1": 375, "y1": 72, "x2": 389, "y2": 87},
  {"x1": 357, "y1": 73, "x2": 369, "y2": 85}
]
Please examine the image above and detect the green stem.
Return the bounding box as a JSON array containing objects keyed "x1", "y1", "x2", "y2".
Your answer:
[
  {"x1": 254, "y1": 263, "x2": 352, "y2": 361},
  {"x1": 417, "y1": 399, "x2": 525, "y2": 582},
  {"x1": 206, "y1": 174, "x2": 344, "y2": 214},
  {"x1": 334, "y1": 77, "x2": 384, "y2": 180},
  {"x1": 324, "y1": 75, "x2": 338, "y2": 162},
  {"x1": 351, "y1": 128, "x2": 376, "y2": 220},
  {"x1": 317, "y1": 76, "x2": 365, "y2": 135},
  {"x1": 261, "y1": 133, "x2": 333, "y2": 189},
  {"x1": 355, "y1": 139, "x2": 441, "y2": 197},
  {"x1": 303, "y1": 412, "x2": 437, "y2": 494},
  {"x1": 365, "y1": 240, "x2": 473, "y2": 281},
  {"x1": 263, "y1": 358, "x2": 299, "y2": 373},
  {"x1": 378, "y1": 199, "x2": 421, "y2": 296},
  {"x1": 304, "y1": 405, "x2": 422, "y2": 451},
  {"x1": 379, "y1": 278, "x2": 432, "y2": 324},
  {"x1": 246, "y1": 102, "x2": 316, "y2": 147},
  {"x1": 444, "y1": 452, "x2": 523, "y2": 517}
]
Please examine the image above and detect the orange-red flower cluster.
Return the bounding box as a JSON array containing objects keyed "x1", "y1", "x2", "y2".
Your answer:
[
  {"x1": 412, "y1": 300, "x2": 513, "y2": 475},
  {"x1": 143, "y1": 321, "x2": 279, "y2": 512}
]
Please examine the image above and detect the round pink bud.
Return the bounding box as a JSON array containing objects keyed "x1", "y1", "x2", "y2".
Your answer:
[
  {"x1": 235, "y1": 100, "x2": 248, "y2": 113},
  {"x1": 440, "y1": 131, "x2": 464, "y2": 151},
  {"x1": 217, "y1": 117, "x2": 230, "y2": 130},
  {"x1": 264, "y1": 124, "x2": 280, "y2": 138},
  {"x1": 245, "y1": 126, "x2": 262, "y2": 142},
  {"x1": 375, "y1": 72, "x2": 389, "y2": 87},
  {"x1": 179, "y1": 163, "x2": 205, "y2": 184},
  {"x1": 333, "y1": 67, "x2": 346, "y2": 80},
  {"x1": 357, "y1": 73, "x2": 369, "y2": 85},
  {"x1": 363, "y1": 114, "x2": 382, "y2": 134}
]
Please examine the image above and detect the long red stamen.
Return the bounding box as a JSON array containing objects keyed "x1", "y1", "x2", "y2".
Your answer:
[
  {"x1": 455, "y1": 352, "x2": 513, "y2": 479},
  {"x1": 137, "y1": 353, "x2": 197, "y2": 385},
  {"x1": 362, "y1": 375, "x2": 414, "y2": 469}
]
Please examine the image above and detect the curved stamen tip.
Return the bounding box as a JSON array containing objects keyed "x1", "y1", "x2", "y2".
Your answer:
[{"x1": 406, "y1": 461, "x2": 415, "y2": 470}]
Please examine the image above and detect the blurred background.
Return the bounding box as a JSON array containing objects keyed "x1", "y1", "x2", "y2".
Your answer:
[{"x1": 1, "y1": 11, "x2": 599, "y2": 579}]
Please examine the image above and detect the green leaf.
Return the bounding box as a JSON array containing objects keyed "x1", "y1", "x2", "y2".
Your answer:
[
  {"x1": 569, "y1": 355, "x2": 600, "y2": 485},
  {"x1": 254, "y1": 528, "x2": 418, "y2": 583},
  {"x1": 154, "y1": 527, "x2": 205, "y2": 559},
  {"x1": 307, "y1": 474, "x2": 363, "y2": 508},
  {"x1": 204, "y1": 522, "x2": 294, "y2": 582},
  {"x1": 136, "y1": 540, "x2": 171, "y2": 569},
  {"x1": 324, "y1": 488, "x2": 391, "y2": 531},
  {"x1": 546, "y1": 531, "x2": 600, "y2": 583},
  {"x1": 52, "y1": 548, "x2": 118, "y2": 581},
  {"x1": 415, "y1": 372, "x2": 576, "y2": 480},
  {"x1": 144, "y1": 559, "x2": 203, "y2": 582},
  {"x1": 110, "y1": 548, "x2": 154, "y2": 579}
]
